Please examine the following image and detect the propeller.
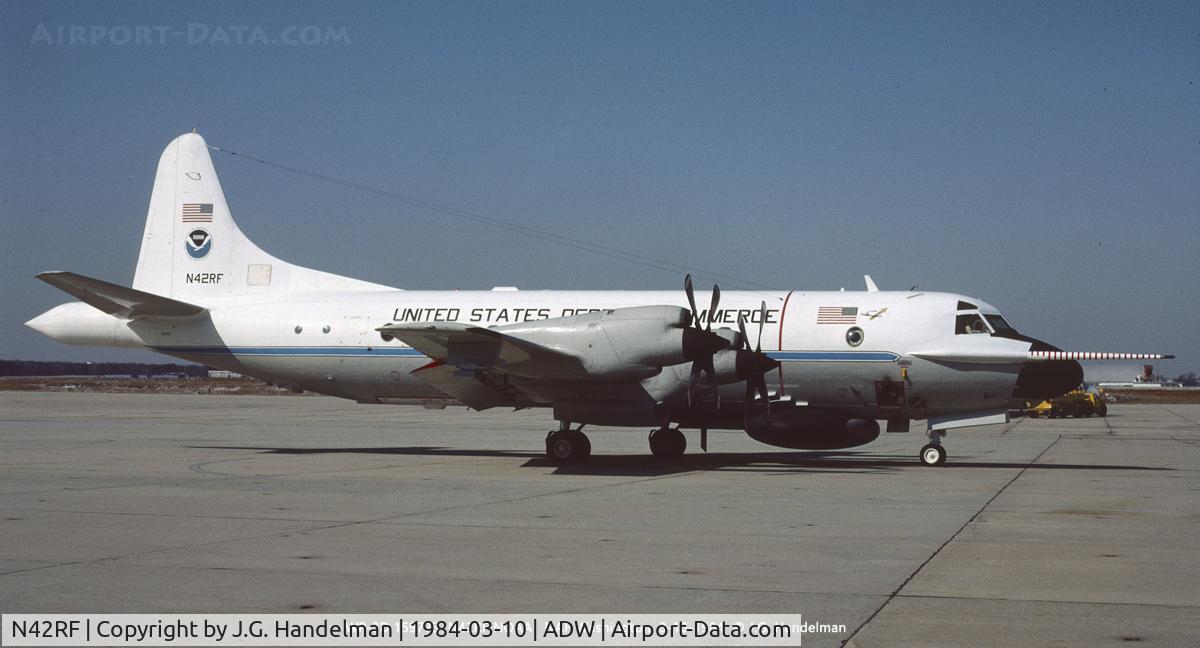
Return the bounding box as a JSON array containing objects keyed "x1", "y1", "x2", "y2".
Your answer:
[
  {"x1": 683, "y1": 274, "x2": 725, "y2": 406},
  {"x1": 736, "y1": 301, "x2": 780, "y2": 415},
  {"x1": 684, "y1": 274, "x2": 698, "y2": 326}
]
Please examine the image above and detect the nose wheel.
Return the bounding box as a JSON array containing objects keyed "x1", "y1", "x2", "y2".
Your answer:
[
  {"x1": 546, "y1": 423, "x2": 591, "y2": 463},
  {"x1": 919, "y1": 430, "x2": 947, "y2": 466}
]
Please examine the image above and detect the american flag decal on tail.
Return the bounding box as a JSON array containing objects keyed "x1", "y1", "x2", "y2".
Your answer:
[
  {"x1": 817, "y1": 306, "x2": 858, "y2": 324},
  {"x1": 181, "y1": 203, "x2": 213, "y2": 223}
]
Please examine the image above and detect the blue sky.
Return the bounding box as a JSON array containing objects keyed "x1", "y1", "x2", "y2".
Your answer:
[{"x1": 1, "y1": 1, "x2": 1197, "y2": 374}]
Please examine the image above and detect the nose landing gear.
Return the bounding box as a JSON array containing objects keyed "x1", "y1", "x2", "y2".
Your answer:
[{"x1": 919, "y1": 430, "x2": 947, "y2": 466}]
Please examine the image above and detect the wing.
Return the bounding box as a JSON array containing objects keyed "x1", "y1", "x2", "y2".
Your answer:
[
  {"x1": 376, "y1": 322, "x2": 590, "y2": 379},
  {"x1": 407, "y1": 361, "x2": 535, "y2": 411},
  {"x1": 376, "y1": 322, "x2": 594, "y2": 410},
  {"x1": 379, "y1": 305, "x2": 712, "y2": 409},
  {"x1": 36, "y1": 271, "x2": 206, "y2": 319}
]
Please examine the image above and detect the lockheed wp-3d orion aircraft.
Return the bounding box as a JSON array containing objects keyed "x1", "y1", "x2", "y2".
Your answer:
[{"x1": 26, "y1": 133, "x2": 1172, "y2": 466}]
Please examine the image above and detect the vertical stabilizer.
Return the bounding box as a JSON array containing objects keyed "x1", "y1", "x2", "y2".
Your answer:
[{"x1": 132, "y1": 132, "x2": 391, "y2": 301}]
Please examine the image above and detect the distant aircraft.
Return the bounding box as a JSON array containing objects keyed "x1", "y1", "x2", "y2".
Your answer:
[{"x1": 26, "y1": 133, "x2": 1172, "y2": 466}]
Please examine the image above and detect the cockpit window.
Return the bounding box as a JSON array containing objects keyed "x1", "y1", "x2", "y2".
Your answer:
[
  {"x1": 955, "y1": 313, "x2": 989, "y2": 335},
  {"x1": 984, "y1": 314, "x2": 1014, "y2": 333},
  {"x1": 957, "y1": 300, "x2": 977, "y2": 311}
]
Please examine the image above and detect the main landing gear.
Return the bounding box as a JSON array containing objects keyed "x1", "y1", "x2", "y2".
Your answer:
[
  {"x1": 545, "y1": 422, "x2": 591, "y2": 463},
  {"x1": 545, "y1": 423, "x2": 689, "y2": 463},
  {"x1": 919, "y1": 430, "x2": 947, "y2": 466},
  {"x1": 648, "y1": 426, "x2": 686, "y2": 458}
]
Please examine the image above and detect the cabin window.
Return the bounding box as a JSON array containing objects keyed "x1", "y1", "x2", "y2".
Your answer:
[{"x1": 955, "y1": 313, "x2": 988, "y2": 335}]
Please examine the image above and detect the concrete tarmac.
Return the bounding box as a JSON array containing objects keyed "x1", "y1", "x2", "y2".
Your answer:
[{"x1": 1, "y1": 392, "x2": 1197, "y2": 647}]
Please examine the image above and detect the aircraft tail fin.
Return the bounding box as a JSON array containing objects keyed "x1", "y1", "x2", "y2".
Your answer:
[{"x1": 132, "y1": 132, "x2": 392, "y2": 301}]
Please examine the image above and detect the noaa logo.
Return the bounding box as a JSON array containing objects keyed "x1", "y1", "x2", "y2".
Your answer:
[{"x1": 185, "y1": 229, "x2": 212, "y2": 259}]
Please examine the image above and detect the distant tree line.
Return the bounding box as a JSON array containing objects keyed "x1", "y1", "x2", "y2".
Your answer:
[{"x1": 0, "y1": 359, "x2": 208, "y2": 378}]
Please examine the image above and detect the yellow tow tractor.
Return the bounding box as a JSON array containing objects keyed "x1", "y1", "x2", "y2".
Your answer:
[{"x1": 1027, "y1": 389, "x2": 1108, "y2": 418}]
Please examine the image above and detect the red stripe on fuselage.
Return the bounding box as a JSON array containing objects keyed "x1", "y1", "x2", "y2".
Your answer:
[{"x1": 413, "y1": 359, "x2": 445, "y2": 373}]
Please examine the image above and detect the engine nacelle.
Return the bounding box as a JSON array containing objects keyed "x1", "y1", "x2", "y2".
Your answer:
[
  {"x1": 745, "y1": 407, "x2": 880, "y2": 450},
  {"x1": 500, "y1": 305, "x2": 726, "y2": 380},
  {"x1": 596, "y1": 305, "x2": 698, "y2": 368},
  {"x1": 710, "y1": 348, "x2": 743, "y2": 383}
]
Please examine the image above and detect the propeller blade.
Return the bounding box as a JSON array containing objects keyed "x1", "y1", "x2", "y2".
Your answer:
[
  {"x1": 687, "y1": 361, "x2": 702, "y2": 407},
  {"x1": 684, "y1": 274, "x2": 699, "y2": 328},
  {"x1": 687, "y1": 355, "x2": 721, "y2": 408},
  {"x1": 706, "y1": 284, "x2": 721, "y2": 332},
  {"x1": 706, "y1": 356, "x2": 720, "y2": 408},
  {"x1": 757, "y1": 376, "x2": 772, "y2": 415},
  {"x1": 745, "y1": 373, "x2": 772, "y2": 415},
  {"x1": 755, "y1": 300, "x2": 767, "y2": 352},
  {"x1": 682, "y1": 275, "x2": 730, "y2": 410},
  {"x1": 737, "y1": 313, "x2": 750, "y2": 351},
  {"x1": 738, "y1": 348, "x2": 779, "y2": 417}
]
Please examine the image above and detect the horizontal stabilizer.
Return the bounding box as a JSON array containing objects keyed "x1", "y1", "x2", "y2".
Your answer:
[
  {"x1": 36, "y1": 271, "x2": 206, "y2": 319},
  {"x1": 910, "y1": 350, "x2": 1174, "y2": 364}
]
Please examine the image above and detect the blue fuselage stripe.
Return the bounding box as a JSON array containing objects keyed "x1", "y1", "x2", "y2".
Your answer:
[
  {"x1": 153, "y1": 346, "x2": 898, "y2": 362},
  {"x1": 152, "y1": 346, "x2": 425, "y2": 357},
  {"x1": 767, "y1": 351, "x2": 899, "y2": 362}
]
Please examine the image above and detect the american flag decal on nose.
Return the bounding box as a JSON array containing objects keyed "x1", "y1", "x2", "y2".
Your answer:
[
  {"x1": 817, "y1": 306, "x2": 858, "y2": 324},
  {"x1": 181, "y1": 203, "x2": 213, "y2": 223}
]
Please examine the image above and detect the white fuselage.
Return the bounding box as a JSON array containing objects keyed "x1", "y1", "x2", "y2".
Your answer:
[{"x1": 32, "y1": 287, "x2": 1031, "y2": 425}]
